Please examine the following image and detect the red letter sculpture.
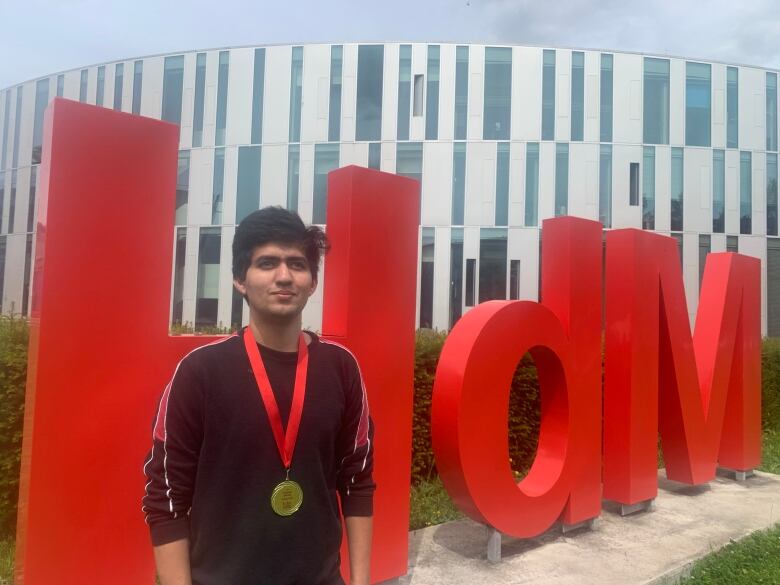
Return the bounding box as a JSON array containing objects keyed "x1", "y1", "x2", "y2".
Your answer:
[
  {"x1": 431, "y1": 217, "x2": 603, "y2": 537},
  {"x1": 16, "y1": 99, "x2": 418, "y2": 584},
  {"x1": 603, "y1": 229, "x2": 761, "y2": 505}
]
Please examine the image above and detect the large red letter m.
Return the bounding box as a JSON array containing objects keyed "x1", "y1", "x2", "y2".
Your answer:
[{"x1": 603, "y1": 229, "x2": 761, "y2": 505}]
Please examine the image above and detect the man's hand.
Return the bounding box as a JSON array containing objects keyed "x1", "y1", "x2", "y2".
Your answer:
[
  {"x1": 153, "y1": 538, "x2": 192, "y2": 585},
  {"x1": 345, "y1": 515, "x2": 373, "y2": 585}
]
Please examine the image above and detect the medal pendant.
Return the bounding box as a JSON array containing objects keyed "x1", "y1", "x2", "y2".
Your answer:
[{"x1": 271, "y1": 479, "x2": 303, "y2": 516}]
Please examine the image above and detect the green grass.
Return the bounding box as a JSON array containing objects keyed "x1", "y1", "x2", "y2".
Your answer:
[
  {"x1": 759, "y1": 429, "x2": 780, "y2": 474},
  {"x1": 0, "y1": 538, "x2": 13, "y2": 584},
  {"x1": 409, "y1": 476, "x2": 463, "y2": 530},
  {"x1": 679, "y1": 523, "x2": 780, "y2": 584}
]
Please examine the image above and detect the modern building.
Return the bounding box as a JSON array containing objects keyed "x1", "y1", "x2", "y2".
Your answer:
[{"x1": 1, "y1": 43, "x2": 779, "y2": 335}]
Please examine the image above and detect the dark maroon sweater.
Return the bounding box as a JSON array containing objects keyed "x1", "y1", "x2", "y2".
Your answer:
[{"x1": 142, "y1": 330, "x2": 375, "y2": 585}]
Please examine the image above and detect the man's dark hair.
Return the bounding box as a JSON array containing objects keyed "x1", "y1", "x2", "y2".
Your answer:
[{"x1": 232, "y1": 207, "x2": 330, "y2": 281}]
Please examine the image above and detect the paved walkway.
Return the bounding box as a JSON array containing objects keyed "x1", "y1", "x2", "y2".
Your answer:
[{"x1": 396, "y1": 470, "x2": 780, "y2": 585}]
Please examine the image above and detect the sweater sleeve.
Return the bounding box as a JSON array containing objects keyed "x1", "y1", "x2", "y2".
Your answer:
[
  {"x1": 335, "y1": 352, "x2": 376, "y2": 517},
  {"x1": 141, "y1": 356, "x2": 204, "y2": 546}
]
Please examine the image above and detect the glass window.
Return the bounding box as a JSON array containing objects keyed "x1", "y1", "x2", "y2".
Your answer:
[
  {"x1": 571, "y1": 52, "x2": 584, "y2": 141},
  {"x1": 368, "y1": 142, "x2": 381, "y2": 170},
  {"x1": 495, "y1": 142, "x2": 509, "y2": 225},
  {"x1": 0, "y1": 236, "x2": 5, "y2": 312},
  {"x1": 22, "y1": 234, "x2": 32, "y2": 316},
  {"x1": 643, "y1": 146, "x2": 655, "y2": 229},
  {"x1": 8, "y1": 171, "x2": 16, "y2": 233},
  {"x1": 479, "y1": 228, "x2": 508, "y2": 302},
  {"x1": 215, "y1": 51, "x2": 229, "y2": 146},
  {"x1": 79, "y1": 69, "x2": 88, "y2": 103},
  {"x1": 630, "y1": 162, "x2": 640, "y2": 206},
  {"x1": 251, "y1": 48, "x2": 266, "y2": 145},
  {"x1": 686, "y1": 62, "x2": 711, "y2": 147},
  {"x1": 176, "y1": 151, "x2": 189, "y2": 226},
  {"x1": 525, "y1": 142, "x2": 540, "y2": 226},
  {"x1": 555, "y1": 143, "x2": 569, "y2": 216},
  {"x1": 644, "y1": 58, "x2": 670, "y2": 144},
  {"x1": 727, "y1": 235, "x2": 738, "y2": 253},
  {"x1": 426, "y1": 45, "x2": 440, "y2": 140},
  {"x1": 211, "y1": 148, "x2": 225, "y2": 225},
  {"x1": 483, "y1": 47, "x2": 511, "y2": 140},
  {"x1": 599, "y1": 144, "x2": 612, "y2": 228},
  {"x1": 727, "y1": 67, "x2": 738, "y2": 148},
  {"x1": 56, "y1": 74, "x2": 64, "y2": 98},
  {"x1": 671, "y1": 147, "x2": 684, "y2": 231},
  {"x1": 32, "y1": 78, "x2": 49, "y2": 165},
  {"x1": 768, "y1": 239, "x2": 780, "y2": 337},
  {"x1": 196, "y1": 227, "x2": 221, "y2": 328},
  {"x1": 450, "y1": 228, "x2": 464, "y2": 327},
  {"x1": 231, "y1": 288, "x2": 244, "y2": 331},
  {"x1": 171, "y1": 227, "x2": 186, "y2": 326},
  {"x1": 699, "y1": 235, "x2": 711, "y2": 290},
  {"x1": 769, "y1": 153, "x2": 778, "y2": 236},
  {"x1": 287, "y1": 144, "x2": 300, "y2": 211},
  {"x1": 542, "y1": 50, "x2": 555, "y2": 140},
  {"x1": 740, "y1": 151, "x2": 752, "y2": 234},
  {"x1": 600, "y1": 54, "x2": 613, "y2": 142},
  {"x1": 12, "y1": 87, "x2": 23, "y2": 170},
  {"x1": 289, "y1": 47, "x2": 303, "y2": 142},
  {"x1": 313, "y1": 143, "x2": 339, "y2": 224},
  {"x1": 397, "y1": 45, "x2": 411, "y2": 141},
  {"x1": 451, "y1": 142, "x2": 466, "y2": 224},
  {"x1": 236, "y1": 146, "x2": 262, "y2": 224},
  {"x1": 356, "y1": 45, "x2": 384, "y2": 141},
  {"x1": 132, "y1": 60, "x2": 143, "y2": 115},
  {"x1": 2, "y1": 91, "x2": 10, "y2": 170},
  {"x1": 27, "y1": 166, "x2": 36, "y2": 232},
  {"x1": 396, "y1": 142, "x2": 423, "y2": 184},
  {"x1": 455, "y1": 46, "x2": 469, "y2": 140},
  {"x1": 161, "y1": 56, "x2": 185, "y2": 125},
  {"x1": 507, "y1": 260, "x2": 520, "y2": 301},
  {"x1": 113, "y1": 63, "x2": 123, "y2": 110},
  {"x1": 768, "y1": 72, "x2": 778, "y2": 152},
  {"x1": 192, "y1": 53, "x2": 207, "y2": 147},
  {"x1": 328, "y1": 46, "x2": 343, "y2": 142},
  {"x1": 96, "y1": 65, "x2": 105, "y2": 106},
  {"x1": 713, "y1": 149, "x2": 725, "y2": 233},
  {"x1": 465, "y1": 258, "x2": 476, "y2": 307},
  {"x1": 413, "y1": 75, "x2": 424, "y2": 117},
  {"x1": 420, "y1": 227, "x2": 435, "y2": 328}
]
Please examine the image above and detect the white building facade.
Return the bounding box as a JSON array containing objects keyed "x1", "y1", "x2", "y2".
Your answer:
[{"x1": 1, "y1": 43, "x2": 779, "y2": 335}]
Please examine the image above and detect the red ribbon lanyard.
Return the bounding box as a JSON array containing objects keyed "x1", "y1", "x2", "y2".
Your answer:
[{"x1": 243, "y1": 327, "x2": 309, "y2": 470}]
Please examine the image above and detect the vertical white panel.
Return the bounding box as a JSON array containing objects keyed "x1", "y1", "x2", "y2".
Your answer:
[
  {"x1": 297, "y1": 143, "x2": 315, "y2": 223},
  {"x1": 753, "y1": 152, "x2": 766, "y2": 235},
  {"x1": 382, "y1": 44, "x2": 400, "y2": 142},
  {"x1": 508, "y1": 227, "x2": 539, "y2": 301},
  {"x1": 225, "y1": 48, "x2": 254, "y2": 147},
  {"x1": 381, "y1": 141, "x2": 395, "y2": 173},
  {"x1": 555, "y1": 50, "x2": 571, "y2": 142},
  {"x1": 182, "y1": 225, "x2": 199, "y2": 325},
  {"x1": 201, "y1": 52, "x2": 219, "y2": 147},
  {"x1": 421, "y1": 142, "x2": 453, "y2": 225},
  {"x1": 103, "y1": 65, "x2": 115, "y2": 109},
  {"x1": 179, "y1": 52, "x2": 197, "y2": 150},
  {"x1": 341, "y1": 44, "x2": 358, "y2": 143},
  {"x1": 410, "y1": 43, "x2": 427, "y2": 141},
  {"x1": 682, "y1": 232, "x2": 698, "y2": 323},
  {"x1": 725, "y1": 149, "x2": 739, "y2": 233},
  {"x1": 464, "y1": 141, "x2": 491, "y2": 225},
  {"x1": 221, "y1": 146, "x2": 238, "y2": 227},
  {"x1": 568, "y1": 142, "x2": 599, "y2": 220},
  {"x1": 468, "y1": 45, "x2": 485, "y2": 140},
  {"x1": 63, "y1": 70, "x2": 80, "y2": 101},
  {"x1": 302, "y1": 269, "x2": 324, "y2": 332},
  {"x1": 263, "y1": 46, "x2": 292, "y2": 145},
  {"x1": 16, "y1": 82, "x2": 34, "y2": 169},
  {"x1": 682, "y1": 148, "x2": 711, "y2": 233},
  {"x1": 339, "y1": 142, "x2": 368, "y2": 167},
  {"x1": 612, "y1": 144, "x2": 643, "y2": 228},
  {"x1": 438, "y1": 44, "x2": 456, "y2": 141},
  {"x1": 2, "y1": 234, "x2": 25, "y2": 313},
  {"x1": 140, "y1": 57, "x2": 164, "y2": 119},
  {"x1": 712, "y1": 64, "x2": 726, "y2": 148},
  {"x1": 670, "y1": 58, "x2": 685, "y2": 147},
  {"x1": 538, "y1": 141, "x2": 555, "y2": 221},
  {"x1": 654, "y1": 146, "x2": 671, "y2": 233},
  {"x1": 217, "y1": 225, "x2": 236, "y2": 328},
  {"x1": 121, "y1": 60, "x2": 133, "y2": 112},
  {"x1": 187, "y1": 148, "x2": 214, "y2": 226},
  {"x1": 739, "y1": 67, "x2": 764, "y2": 152},
  {"x1": 613, "y1": 53, "x2": 643, "y2": 144},
  {"x1": 513, "y1": 47, "x2": 542, "y2": 141},
  {"x1": 509, "y1": 142, "x2": 525, "y2": 226},
  {"x1": 584, "y1": 50, "x2": 600, "y2": 143},
  {"x1": 0, "y1": 174, "x2": 9, "y2": 234},
  {"x1": 13, "y1": 167, "x2": 30, "y2": 234},
  {"x1": 259, "y1": 144, "x2": 288, "y2": 208},
  {"x1": 432, "y1": 226, "x2": 450, "y2": 329},
  {"x1": 738, "y1": 235, "x2": 768, "y2": 335},
  {"x1": 300, "y1": 45, "x2": 330, "y2": 143}
]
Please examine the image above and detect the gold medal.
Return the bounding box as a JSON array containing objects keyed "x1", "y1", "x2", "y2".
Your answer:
[{"x1": 271, "y1": 479, "x2": 303, "y2": 516}]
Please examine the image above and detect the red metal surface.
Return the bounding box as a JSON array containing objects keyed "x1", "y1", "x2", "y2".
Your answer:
[
  {"x1": 17, "y1": 100, "x2": 418, "y2": 584},
  {"x1": 603, "y1": 228, "x2": 762, "y2": 504},
  {"x1": 431, "y1": 217, "x2": 602, "y2": 537}
]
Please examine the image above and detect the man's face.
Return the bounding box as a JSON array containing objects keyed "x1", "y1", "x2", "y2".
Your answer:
[{"x1": 233, "y1": 242, "x2": 317, "y2": 323}]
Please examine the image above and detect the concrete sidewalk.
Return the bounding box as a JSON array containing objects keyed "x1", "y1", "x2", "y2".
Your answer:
[{"x1": 397, "y1": 470, "x2": 780, "y2": 585}]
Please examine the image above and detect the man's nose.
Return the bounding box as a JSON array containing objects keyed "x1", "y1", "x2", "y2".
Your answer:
[{"x1": 275, "y1": 262, "x2": 293, "y2": 283}]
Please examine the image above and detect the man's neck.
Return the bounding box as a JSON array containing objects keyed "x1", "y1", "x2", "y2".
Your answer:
[{"x1": 247, "y1": 315, "x2": 305, "y2": 352}]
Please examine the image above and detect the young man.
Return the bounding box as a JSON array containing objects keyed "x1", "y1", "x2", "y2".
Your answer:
[{"x1": 142, "y1": 207, "x2": 375, "y2": 585}]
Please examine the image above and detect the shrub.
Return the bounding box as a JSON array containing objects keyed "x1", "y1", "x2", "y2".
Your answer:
[
  {"x1": 0, "y1": 316, "x2": 28, "y2": 538},
  {"x1": 762, "y1": 338, "x2": 780, "y2": 432}
]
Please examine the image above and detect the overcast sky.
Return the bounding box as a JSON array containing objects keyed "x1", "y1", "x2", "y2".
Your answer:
[{"x1": 3, "y1": 0, "x2": 780, "y2": 89}]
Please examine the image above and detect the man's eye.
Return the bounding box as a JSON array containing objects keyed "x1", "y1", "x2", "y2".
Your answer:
[
  {"x1": 289, "y1": 261, "x2": 307, "y2": 270},
  {"x1": 257, "y1": 260, "x2": 276, "y2": 269}
]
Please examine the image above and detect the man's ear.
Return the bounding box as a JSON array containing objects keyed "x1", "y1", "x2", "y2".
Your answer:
[{"x1": 233, "y1": 278, "x2": 247, "y2": 296}]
